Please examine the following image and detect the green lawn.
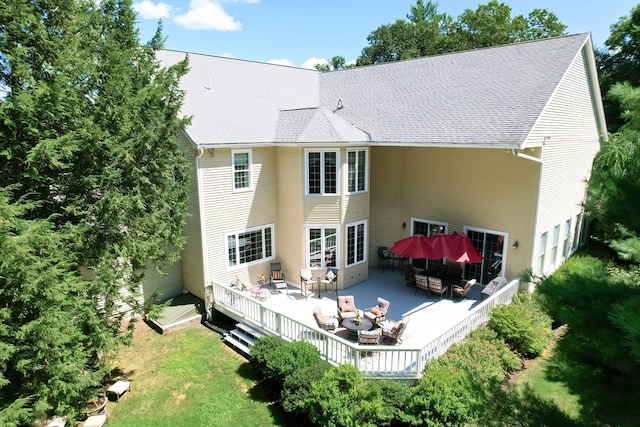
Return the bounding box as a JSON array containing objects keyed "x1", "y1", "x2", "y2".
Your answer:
[{"x1": 106, "y1": 320, "x2": 289, "y2": 427}]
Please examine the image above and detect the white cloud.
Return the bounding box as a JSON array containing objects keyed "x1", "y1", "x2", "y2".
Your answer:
[
  {"x1": 301, "y1": 57, "x2": 327, "y2": 70},
  {"x1": 267, "y1": 58, "x2": 295, "y2": 67},
  {"x1": 175, "y1": 0, "x2": 242, "y2": 31},
  {"x1": 133, "y1": 1, "x2": 172, "y2": 19}
]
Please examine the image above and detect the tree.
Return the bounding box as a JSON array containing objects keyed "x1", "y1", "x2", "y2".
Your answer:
[
  {"x1": 596, "y1": 4, "x2": 640, "y2": 132},
  {"x1": 357, "y1": 0, "x2": 566, "y2": 65},
  {"x1": 0, "y1": 0, "x2": 190, "y2": 420}
]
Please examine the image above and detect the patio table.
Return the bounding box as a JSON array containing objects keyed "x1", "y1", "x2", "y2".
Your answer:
[{"x1": 341, "y1": 317, "x2": 373, "y2": 339}]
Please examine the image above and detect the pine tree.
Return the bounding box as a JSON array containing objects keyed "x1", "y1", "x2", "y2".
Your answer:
[{"x1": 0, "y1": 0, "x2": 190, "y2": 420}]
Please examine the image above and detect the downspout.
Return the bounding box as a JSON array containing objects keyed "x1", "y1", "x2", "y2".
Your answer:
[
  {"x1": 511, "y1": 149, "x2": 543, "y2": 164},
  {"x1": 195, "y1": 147, "x2": 211, "y2": 316}
]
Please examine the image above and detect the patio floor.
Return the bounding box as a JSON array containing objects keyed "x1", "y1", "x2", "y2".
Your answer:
[{"x1": 256, "y1": 267, "x2": 485, "y2": 349}]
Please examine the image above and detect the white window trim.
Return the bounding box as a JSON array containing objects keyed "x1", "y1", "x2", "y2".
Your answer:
[
  {"x1": 345, "y1": 220, "x2": 367, "y2": 267},
  {"x1": 551, "y1": 224, "x2": 560, "y2": 267},
  {"x1": 225, "y1": 223, "x2": 274, "y2": 269},
  {"x1": 231, "y1": 149, "x2": 252, "y2": 192},
  {"x1": 410, "y1": 218, "x2": 448, "y2": 236},
  {"x1": 306, "y1": 225, "x2": 340, "y2": 269},
  {"x1": 539, "y1": 231, "x2": 548, "y2": 275},
  {"x1": 463, "y1": 226, "x2": 509, "y2": 279},
  {"x1": 346, "y1": 148, "x2": 368, "y2": 194},
  {"x1": 304, "y1": 149, "x2": 340, "y2": 196}
]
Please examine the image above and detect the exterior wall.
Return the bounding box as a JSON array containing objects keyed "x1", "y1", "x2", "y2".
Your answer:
[
  {"x1": 369, "y1": 146, "x2": 540, "y2": 282},
  {"x1": 528, "y1": 48, "x2": 602, "y2": 275},
  {"x1": 199, "y1": 147, "x2": 278, "y2": 294},
  {"x1": 178, "y1": 132, "x2": 205, "y2": 298},
  {"x1": 143, "y1": 260, "x2": 183, "y2": 302}
]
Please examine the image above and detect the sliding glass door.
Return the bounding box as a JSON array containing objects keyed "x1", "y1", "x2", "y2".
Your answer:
[{"x1": 464, "y1": 228, "x2": 507, "y2": 284}]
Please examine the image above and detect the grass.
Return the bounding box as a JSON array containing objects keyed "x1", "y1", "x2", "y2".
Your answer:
[
  {"x1": 515, "y1": 327, "x2": 640, "y2": 426},
  {"x1": 106, "y1": 319, "x2": 290, "y2": 427}
]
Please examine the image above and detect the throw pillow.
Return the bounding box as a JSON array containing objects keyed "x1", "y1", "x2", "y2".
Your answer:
[
  {"x1": 370, "y1": 307, "x2": 381, "y2": 316},
  {"x1": 326, "y1": 270, "x2": 336, "y2": 281},
  {"x1": 302, "y1": 270, "x2": 313, "y2": 281},
  {"x1": 341, "y1": 304, "x2": 355, "y2": 312}
]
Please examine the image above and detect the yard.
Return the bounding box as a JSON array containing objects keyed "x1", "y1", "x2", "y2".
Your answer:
[{"x1": 106, "y1": 319, "x2": 291, "y2": 427}]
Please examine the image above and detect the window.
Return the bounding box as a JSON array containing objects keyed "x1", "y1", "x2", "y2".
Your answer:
[
  {"x1": 346, "y1": 221, "x2": 366, "y2": 266},
  {"x1": 232, "y1": 150, "x2": 251, "y2": 191},
  {"x1": 308, "y1": 226, "x2": 338, "y2": 268},
  {"x1": 465, "y1": 228, "x2": 506, "y2": 284},
  {"x1": 306, "y1": 150, "x2": 338, "y2": 195},
  {"x1": 563, "y1": 218, "x2": 572, "y2": 259},
  {"x1": 412, "y1": 219, "x2": 447, "y2": 271},
  {"x1": 539, "y1": 232, "x2": 548, "y2": 274},
  {"x1": 227, "y1": 225, "x2": 273, "y2": 267},
  {"x1": 572, "y1": 213, "x2": 583, "y2": 251},
  {"x1": 347, "y1": 149, "x2": 367, "y2": 193},
  {"x1": 551, "y1": 224, "x2": 560, "y2": 266}
]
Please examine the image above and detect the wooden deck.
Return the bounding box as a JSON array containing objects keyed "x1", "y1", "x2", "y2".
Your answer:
[{"x1": 211, "y1": 267, "x2": 520, "y2": 378}]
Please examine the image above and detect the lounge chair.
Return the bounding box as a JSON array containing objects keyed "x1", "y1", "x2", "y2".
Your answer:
[
  {"x1": 381, "y1": 316, "x2": 410, "y2": 345},
  {"x1": 337, "y1": 295, "x2": 357, "y2": 321},
  {"x1": 453, "y1": 279, "x2": 476, "y2": 299},
  {"x1": 313, "y1": 305, "x2": 338, "y2": 331},
  {"x1": 363, "y1": 297, "x2": 390, "y2": 324}
]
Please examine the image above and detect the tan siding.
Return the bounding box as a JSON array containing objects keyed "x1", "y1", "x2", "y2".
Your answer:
[
  {"x1": 528, "y1": 50, "x2": 601, "y2": 275},
  {"x1": 369, "y1": 147, "x2": 540, "y2": 280},
  {"x1": 143, "y1": 260, "x2": 183, "y2": 301},
  {"x1": 178, "y1": 132, "x2": 204, "y2": 297}
]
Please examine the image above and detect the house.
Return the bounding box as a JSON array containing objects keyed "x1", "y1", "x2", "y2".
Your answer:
[{"x1": 149, "y1": 33, "x2": 606, "y2": 303}]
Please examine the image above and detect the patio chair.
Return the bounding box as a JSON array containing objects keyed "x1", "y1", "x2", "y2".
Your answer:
[
  {"x1": 427, "y1": 276, "x2": 448, "y2": 299},
  {"x1": 313, "y1": 305, "x2": 338, "y2": 331},
  {"x1": 237, "y1": 274, "x2": 261, "y2": 298},
  {"x1": 337, "y1": 295, "x2": 357, "y2": 321},
  {"x1": 270, "y1": 262, "x2": 287, "y2": 294},
  {"x1": 415, "y1": 273, "x2": 429, "y2": 296},
  {"x1": 364, "y1": 297, "x2": 390, "y2": 324},
  {"x1": 300, "y1": 268, "x2": 315, "y2": 297},
  {"x1": 378, "y1": 246, "x2": 393, "y2": 272},
  {"x1": 403, "y1": 264, "x2": 416, "y2": 287},
  {"x1": 318, "y1": 268, "x2": 338, "y2": 293},
  {"x1": 381, "y1": 316, "x2": 410, "y2": 345},
  {"x1": 358, "y1": 329, "x2": 381, "y2": 345},
  {"x1": 453, "y1": 279, "x2": 476, "y2": 299}
]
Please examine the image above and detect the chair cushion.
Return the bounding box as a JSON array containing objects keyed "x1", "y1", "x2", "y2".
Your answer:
[
  {"x1": 301, "y1": 269, "x2": 313, "y2": 281},
  {"x1": 370, "y1": 307, "x2": 381, "y2": 316},
  {"x1": 272, "y1": 271, "x2": 281, "y2": 280}
]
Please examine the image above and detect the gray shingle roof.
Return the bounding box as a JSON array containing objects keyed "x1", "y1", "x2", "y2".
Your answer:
[
  {"x1": 159, "y1": 33, "x2": 592, "y2": 148},
  {"x1": 275, "y1": 108, "x2": 370, "y2": 143},
  {"x1": 320, "y1": 33, "x2": 591, "y2": 146}
]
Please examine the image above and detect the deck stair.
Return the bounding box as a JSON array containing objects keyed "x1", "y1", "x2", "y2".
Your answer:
[{"x1": 223, "y1": 322, "x2": 266, "y2": 357}]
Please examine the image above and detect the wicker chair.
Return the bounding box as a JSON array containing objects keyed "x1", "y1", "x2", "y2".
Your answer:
[
  {"x1": 427, "y1": 276, "x2": 448, "y2": 299},
  {"x1": 415, "y1": 274, "x2": 429, "y2": 296}
]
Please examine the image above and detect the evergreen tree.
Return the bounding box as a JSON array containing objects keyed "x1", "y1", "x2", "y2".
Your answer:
[
  {"x1": 0, "y1": 0, "x2": 190, "y2": 420},
  {"x1": 357, "y1": 0, "x2": 566, "y2": 66}
]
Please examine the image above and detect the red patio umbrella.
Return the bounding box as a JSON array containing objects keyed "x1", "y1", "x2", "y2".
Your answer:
[{"x1": 390, "y1": 233, "x2": 483, "y2": 263}]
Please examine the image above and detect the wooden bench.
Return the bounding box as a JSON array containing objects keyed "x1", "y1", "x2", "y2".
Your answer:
[{"x1": 106, "y1": 380, "x2": 130, "y2": 401}]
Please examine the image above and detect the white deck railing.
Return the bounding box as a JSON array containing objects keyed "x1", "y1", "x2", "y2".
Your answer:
[{"x1": 211, "y1": 279, "x2": 519, "y2": 379}]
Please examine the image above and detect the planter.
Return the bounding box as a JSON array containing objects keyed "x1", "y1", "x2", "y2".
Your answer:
[{"x1": 83, "y1": 394, "x2": 108, "y2": 418}]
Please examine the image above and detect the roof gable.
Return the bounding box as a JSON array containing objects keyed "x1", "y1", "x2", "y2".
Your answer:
[{"x1": 275, "y1": 108, "x2": 370, "y2": 143}]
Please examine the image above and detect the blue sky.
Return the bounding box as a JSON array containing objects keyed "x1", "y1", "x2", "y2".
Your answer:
[{"x1": 133, "y1": 0, "x2": 638, "y2": 69}]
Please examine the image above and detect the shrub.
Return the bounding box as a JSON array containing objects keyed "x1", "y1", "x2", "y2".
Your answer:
[
  {"x1": 488, "y1": 291, "x2": 553, "y2": 357},
  {"x1": 250, "y1": 337, "x2": 321, "y2": 395},
  {"x1": 281, "y1": 360, "x2": 332, "y2": 415},
  {"x1": 401, "y1": 328, "x2": 519, "y2": 426},
  {"x1": 306, "y1": 364, "x2": 389, "y2": 427}
]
